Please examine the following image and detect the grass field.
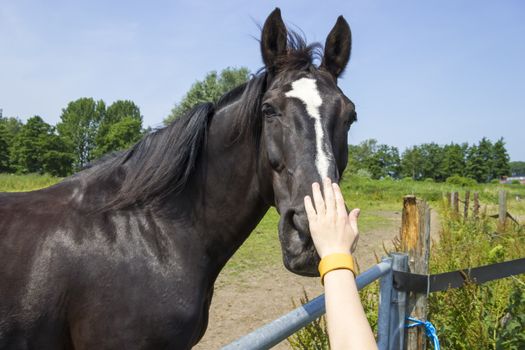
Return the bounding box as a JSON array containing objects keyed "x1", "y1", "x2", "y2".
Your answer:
[{"x1": 0, "y1": 173, "x2": 62, "y2": 192}]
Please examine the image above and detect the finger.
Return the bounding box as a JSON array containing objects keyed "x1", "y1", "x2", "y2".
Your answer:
[
  {"x1": 351, "y1": 233, "x2": 359, "y2": 253},
  {"x1": 304, "y1": 195, "x2": 317, "y2": 222},
  {"x1": 323, "y1": 178, "x2": 335, "y2": 217},
  {"x1": 349, "y1": 208, "x2": 360, "y2": 252},
  {"x1": 348, "y1": 208, "x2": 360, "y2": 235},
  {"x1": 332, "y1": 183, "x2": 347, "y2": 219},
  {"x1": 312, "y1": 182, "x2": 325, "y2": 215}
]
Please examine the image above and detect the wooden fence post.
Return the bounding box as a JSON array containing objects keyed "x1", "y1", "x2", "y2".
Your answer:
[
  {"x1": 473, "y1": 192, "x2": 479, "y2": 218},
  {"x1": 452, "y1": 192, "x2": 459, "y2": 216},
  {"x1": 400, "y1": 195, "x2": 431, "y2": 350},
  {"x1": 464, "y1": 191, "x2": 470, "y2": 220},
  {"x1": 499, "y1": 190, "x2": 507, "y2": 229}
]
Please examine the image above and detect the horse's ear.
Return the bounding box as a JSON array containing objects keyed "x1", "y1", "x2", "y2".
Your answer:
[
  {"x1": 261, "y1": 8, "x2": 287, "y2": 71},
  {"x1": 321, "y1": 16, "x2": 351, "y2": 79}
]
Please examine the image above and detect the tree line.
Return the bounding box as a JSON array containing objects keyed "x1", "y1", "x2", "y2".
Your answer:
[
  {"x1": 510, "y1": 161, "x2": 525, "y2": 177},
  {"x1": 347, "y1": 138, "x2": 513, "y2": 183},
  {"x1": 0, "y1": 98, "x2": 144, "y2": 176},
  {"x1": 0, "y1": 67, "x2": 250, "y2": 178}
]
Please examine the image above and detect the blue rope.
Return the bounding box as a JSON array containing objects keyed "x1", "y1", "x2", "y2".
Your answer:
[{"x1": 406, "y1": 317, "x2": 440, "y2": 350}]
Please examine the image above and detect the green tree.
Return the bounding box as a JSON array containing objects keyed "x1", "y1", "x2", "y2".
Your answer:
[
  {"x1": 164, "y1": 67, "x2": 250, "y2": 124},
  {"x1": 347, "y1": 140, "x2": 400, "y2": 179},
  {"x1": 10, "y1": 116, "x2": 72, "y2": 175},
  {"x1": 57, "y1": 98, "x2": 106, "y2": 170},
  {"x1": 464, "y1": 138, "x2": 494, "y2": 182},
  {"x1": 465, "y1": 138, "x2": 495, "y2": 183},
  {"x1": 0, "y1": 116, "x2": 23, "y2": 172},
  {"x1": 0, "y1": 123, "x2": 9, "y2": 172},
  {"x1": 365, "y1": 144, "x2": 400, "y2": 179},
  {"x1": 40, "y1": 133, "x2": 74, "y2": 176},
  {"x1": 347, "y1": 139, "x2": 378, "y2": 174},
  {"x1": 442, "y1": 143, "x2": 467, "y2": 178},
  {"x1": 465, "y1": 145, "x2": 482, "y2": 182},
  {"x1": 97, "y1": 116, "x2": 142, "y2": 156},
  {"x1": 418, "y1": 143, "x2": 446, "y2": 181},
  {"x1": 0, "y1": 117, "x2": 23, "y2": 145},
  {"x1": 10, "y1": 116, "x2": 51, "y2": 173},
  {"x1": 492, "y1": 138, "x2": 510, "y2": 179},
  {"x1": 401, "y1": 146, "x2": 423, "y2": 180},
  {"x1": 478, "y1": 137, "x2": 494, "y2": 181},
  {"x1": 510, "y1": 161, "x2": 525, "y2": 176},
  {"x1": 94, "y1": 100, "x2": 143, "y2": 158}
]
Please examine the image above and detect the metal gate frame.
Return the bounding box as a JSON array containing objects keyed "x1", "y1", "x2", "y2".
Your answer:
[{"x1": 222, "y1": 253, "x2": 408, "y2": 350}]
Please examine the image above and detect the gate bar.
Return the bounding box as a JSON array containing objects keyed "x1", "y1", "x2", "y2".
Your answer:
[{"x1": 221, "y1": 260, "x2": 392, "y2": 350}]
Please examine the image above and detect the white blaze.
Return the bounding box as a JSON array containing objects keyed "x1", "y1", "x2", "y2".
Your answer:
[{"x1": 285, "y1": 77, "x2": 330, "y2": 179}]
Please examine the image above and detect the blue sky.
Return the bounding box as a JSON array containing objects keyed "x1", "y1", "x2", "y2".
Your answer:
[{"x1": 1, "y1": 1, "x2": 524, "y2": 160}]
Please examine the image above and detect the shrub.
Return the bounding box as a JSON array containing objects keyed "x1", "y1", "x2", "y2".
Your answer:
[
  {"x1": 287, "y1": 291, "x2": 329, "y2": 350},
  {"x1": 511, "y1": 180, "x2": 521, "y2": 185},
  {"x1": 429, "y1": 206, "x2": 525, "y2": 349},
  {"x1": 356, "y1": 168, "x2": 372, "y2": 178},
  {"x1": 424, "y1": 177, "x2": 435, "y2": 183},
  {"x1": 490, "y1": 179, "x2": 500, "y2": 184},
  {"x1": 446, "y1": 175, "x2": 477, "y2": 187}
]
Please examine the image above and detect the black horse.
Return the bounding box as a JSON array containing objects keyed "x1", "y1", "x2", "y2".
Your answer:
[{"x1": 0, "y1": 8, "x2": 356, "y2": 349}]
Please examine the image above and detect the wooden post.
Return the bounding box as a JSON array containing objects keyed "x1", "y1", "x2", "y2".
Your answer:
[
  {"x1": 464, "y1": 191, "x2": 470, "y2": 220},
  {"x1": 400, "y1": 195, "x2": 431, "y2": 350},
  {"x1": 473, "y1": 192, "x2": 480, "y2": 218},
  {"x1": 452, "y1": 192, "x2": 459, "y2": 216},
  {"x1": 446, "y1": 192, "x2": 451, "y2": 208},
  {"x1": 401, "y1": 196, "x2": 418, "y2": 252},
  {"x1": 499, "y1": 190, "x2": 507, "y2": 228}
]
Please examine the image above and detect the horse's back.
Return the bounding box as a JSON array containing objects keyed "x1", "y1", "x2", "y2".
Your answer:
[
  {"x1": 0, "y1": 184, "x2": 209, "y2": 349},
  {"x1": 0, "y1": 185, "x2": 78, "y2": 349}
]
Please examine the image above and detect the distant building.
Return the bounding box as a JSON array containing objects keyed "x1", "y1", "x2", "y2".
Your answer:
[{"x1": 500, "y1": 176, "x2": 525, "y2": 185}]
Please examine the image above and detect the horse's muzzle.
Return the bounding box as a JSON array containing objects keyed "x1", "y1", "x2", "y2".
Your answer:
[{"x1": 278, "y1": 209, "x2": 320, "y2": 277}]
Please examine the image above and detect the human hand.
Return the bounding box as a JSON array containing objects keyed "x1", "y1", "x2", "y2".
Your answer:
[{"x1": 304, "y1": 178, "x2": 360, "y2": 259}]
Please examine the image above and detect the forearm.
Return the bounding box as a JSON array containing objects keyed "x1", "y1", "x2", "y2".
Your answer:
[{"x1": 324, "y1": 269, "x2": 378, "y2": 350}]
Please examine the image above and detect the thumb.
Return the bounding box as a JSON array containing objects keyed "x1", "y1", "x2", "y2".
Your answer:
[{"x1": 348, "y1": 208, "x2": 360, "y2": 234}]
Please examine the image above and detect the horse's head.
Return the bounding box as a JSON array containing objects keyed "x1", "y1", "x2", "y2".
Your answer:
[{"x1": 257, "y1": 9, "x2": 357, "y2": 276}]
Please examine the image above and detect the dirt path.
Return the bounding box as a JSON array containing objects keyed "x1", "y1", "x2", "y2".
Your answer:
[{"x1": 195, "y1": 208, "x2": 441, "y2": 349}]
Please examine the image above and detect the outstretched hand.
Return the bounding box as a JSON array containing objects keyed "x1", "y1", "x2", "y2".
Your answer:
[{"x1": 304, "y1": 178, "x2": 360, "y2": 259}]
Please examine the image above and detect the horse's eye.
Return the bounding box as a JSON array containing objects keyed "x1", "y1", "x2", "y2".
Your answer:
[{"x1": 262, "y1": 104, "x2": 278, "y2": 117}]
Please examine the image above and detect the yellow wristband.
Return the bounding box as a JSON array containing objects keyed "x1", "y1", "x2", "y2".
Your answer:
[{"x1": 318, "y1": 253, "x2": 356, "y2": 285}]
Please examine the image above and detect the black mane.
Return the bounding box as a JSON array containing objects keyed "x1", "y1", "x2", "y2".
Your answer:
[{"x1": 83, "y1": 30, "x2": 320, "y2": 210}]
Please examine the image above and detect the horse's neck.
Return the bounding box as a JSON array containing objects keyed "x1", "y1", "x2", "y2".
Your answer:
[{"x1": 186, "y1": 108, "x2": 270, "y2": 270}]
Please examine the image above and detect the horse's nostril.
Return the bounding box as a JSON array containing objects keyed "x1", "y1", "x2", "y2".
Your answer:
[{"x1": 292, "y1": 212, "x2": 309, "y2": 235}]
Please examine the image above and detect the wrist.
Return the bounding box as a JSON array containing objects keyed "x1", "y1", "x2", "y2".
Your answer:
[
  {"x1": 318, "y1": 248, "x2": 351, "y2": 259},
  {"x1": 318, "y1": 253, "x2": 356, "y2": 285}
]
